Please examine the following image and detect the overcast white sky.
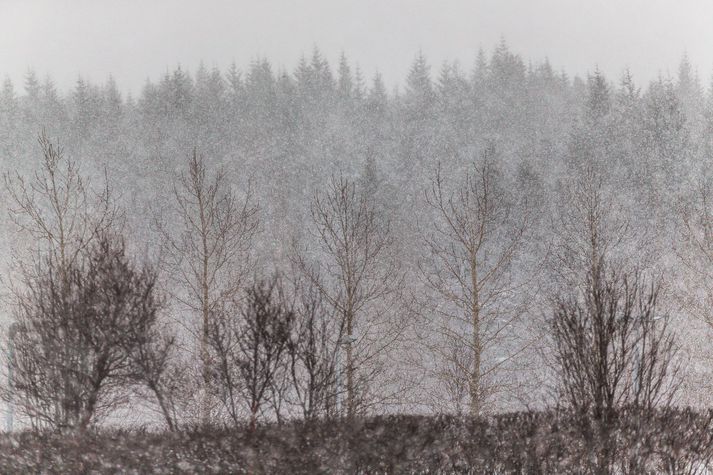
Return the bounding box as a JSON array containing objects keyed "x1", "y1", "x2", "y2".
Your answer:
[{"x1": 0, "y1": 0, "x2": 711, "y2": 96}]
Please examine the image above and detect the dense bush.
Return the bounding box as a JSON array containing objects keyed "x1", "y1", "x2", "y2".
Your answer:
[{"x1": 1, "y1": 409, "x2": 711, "y2": 473}]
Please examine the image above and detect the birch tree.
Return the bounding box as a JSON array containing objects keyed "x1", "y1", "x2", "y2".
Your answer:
[
  {"x1": 159, "y1": 150, "x2": 259, "y2": 424},
  {"x1": 4, "y1": 131, "x2": 119, "y2": 270},
  {"x1": 3, "y1": 132, "x2": 122, "y2": 429},
  {"x1": 292, "y1": 175, "x2": 403, "y2": 417},
  {"x1": 421, "y1": 144, "x2": 533, "y2": 416}
]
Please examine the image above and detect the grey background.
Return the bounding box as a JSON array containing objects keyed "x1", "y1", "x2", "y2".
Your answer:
[{"x1": 0, "y1": 0, "x2": 710, "y2": 93}]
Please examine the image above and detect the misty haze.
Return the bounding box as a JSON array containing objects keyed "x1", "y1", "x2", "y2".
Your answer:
[{"x1": 0, "y1": 1, "x2": 712, "y2": 473}]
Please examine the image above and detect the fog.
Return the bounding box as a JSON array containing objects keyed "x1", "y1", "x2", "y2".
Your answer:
[{"x1": 1, "y1": 0, "x2": 711, "y2": 93}]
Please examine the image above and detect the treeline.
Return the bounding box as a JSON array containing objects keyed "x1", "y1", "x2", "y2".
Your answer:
[
  {"x1": 1, "y1": 42, "x2": 708, "y2": 236},
  {"x1": 0, "y1": 42, "x2": 712, "y2": 435}
]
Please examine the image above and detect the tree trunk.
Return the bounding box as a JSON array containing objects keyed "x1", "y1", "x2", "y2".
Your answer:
[
  {"x1": 346, "y1": 308, "x2": 354, "y2": 418},
  {"x1": 470, "y1": 254, "x2": 481, "y2": 417}
]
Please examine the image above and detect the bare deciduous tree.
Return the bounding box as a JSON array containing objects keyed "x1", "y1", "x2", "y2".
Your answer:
[
  {"x1": 672, "y1": 176, "x2": 713, "y2": 407},
  {"x1": 550, "y1": 264, "x2": 680, "y2": 474},
  {"x1": 676, "y1": 177, "x2": 713, "y2": 324},
  {"x1": 292, "y1": 174, "x2": 404, "y2": 417},
  {"x1": 3, "y1": 131, "x2": 119, "y2": 270},
  {"x1": 549, "y1": 159, "x2": 679, "y2": 472},
  {"x1": 551, "y1": 268, "x2": 679, "y2": 417},
  {"x1": 2, "y1": 132, "x2": 130, "y2": 432},
  {"x1": 286, "y1": 279, "x2": 345, "y2": 420},
  {"x1": 6, "y1": 234, "x2": 165, "y2": 433},
  {"x1": 421, "y1": 144, "x2": 533, "y2": 416},
  {"x1": 159, "y1": 150, "x2": 259, "y2": 424},
  {"x1": 208, "y1": 277, "x2": 293, "y2": 430},
  {"x1": 127, "y1": 314, "x2": 181, "y2": 431}
]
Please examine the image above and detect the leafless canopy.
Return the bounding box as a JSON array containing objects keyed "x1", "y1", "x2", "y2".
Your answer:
[
  {"x1": 286, "y1": 280, "x2": 345, "y2": 420},
  {"x1": 158, "y1": 150, "x2": 259, "y2": 424},
  {"x1": 551, "y1": 266, "x2": 679, "y2": 419},
  {"x1": 292, "y1": 174, "x2": 404, "y2": 417},
  {"x1": 421, "y1": 143, "x2": 532, "y2": 416},
  {"x1": 207, "y1": 277, "x2": 293, "y2": 430},
  {"x1": 7, "y1": 233, "x2": 164, "y2": 433},
  {"x1": 4, "y1": 131, "x2": 119, "y2": 269}
]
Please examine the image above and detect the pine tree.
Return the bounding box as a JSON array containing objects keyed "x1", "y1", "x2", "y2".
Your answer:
[
  {"x1": 404, "y1": 50, "x2": 435, "y2": 116},
  {"x1": 337, "y1": 52, "x2": 353, "y2": 100}
]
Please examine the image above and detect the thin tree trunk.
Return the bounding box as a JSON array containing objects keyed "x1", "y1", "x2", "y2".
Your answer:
[
  {"x1": 470, "y1": 254, "x2": 481, "y2": 417},
  {"x1": 199, "y1": 185, "x2": 211, "y2": 426},
  {"x1": 346, "y1": 308, "x2": 354, "y2": 418}
]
